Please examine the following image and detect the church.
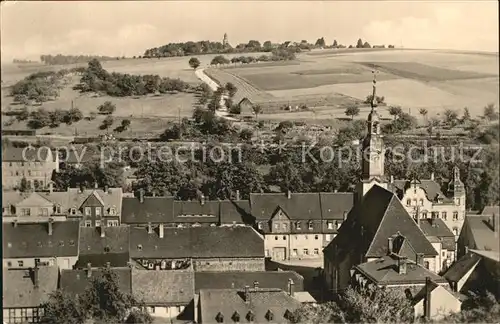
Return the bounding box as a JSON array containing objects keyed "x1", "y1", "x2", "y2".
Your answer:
[{"x1": 323, "y1": 72, "x2": 463, "y2": 294}]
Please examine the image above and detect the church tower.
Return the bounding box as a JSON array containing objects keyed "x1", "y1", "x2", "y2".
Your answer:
[
  {"x1": 448, "y1": 166, "x2": 466, "y2": 207},
  {"x1": 356, "y1": 71, "x2": 388, "y2": 202},
  {"x1": 223, "y1": 33, "x2": 229, "y2": 48}
]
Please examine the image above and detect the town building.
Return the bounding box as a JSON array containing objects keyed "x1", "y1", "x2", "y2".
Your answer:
[
  {"x1": 456, "y1": 213, "x2": 499, "y2": 258},
  {"x1": 2, "y1": 146, "x2": 59, "y2": 190},
  {"x1": 195, "y1": 284, "x2": 303, "y2": 323},
  {"x1": 67, "y1": 187, "x2": 123, "y2": 227},
  {"x1": 412, "y1": 277, "x2": 463, "y2": 320},
  {"x1": 131, "y1": 269, "x2": 195, "y2": 320},
  {"x1": 2, "y1": 265, "x2": 59, "y2": 324},
  {"x1": 3, "y1": 220, "x2": 80, "y2": 270},
  {"x1": 76, "y1": 226, "x2": 130, "y2": 268},
  {"x1": 129, "y1": 226, "x2": 265, "y2": 271},
  {"x1": 250, "y1": 191, "x2": 353, "y2": 261},
  {"x1": 418, "y1": 218, "x2": 456, "y2": 273},
  {"x1": 2, "y1": 190, "x2": 68, "y2": 223}
]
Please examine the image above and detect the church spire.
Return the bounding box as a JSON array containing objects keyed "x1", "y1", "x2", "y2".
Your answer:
[{"x1": 371, "y1": 70, "x2": 379, "y2": 111}]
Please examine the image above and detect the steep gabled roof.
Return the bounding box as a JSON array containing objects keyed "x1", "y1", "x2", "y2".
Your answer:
[
  {"x1": 319, "y1": 192, "x2": 354, "y2": 220},
  {"x1": 60, "y1": 268, "x2": 132, "y2": 298},
  {"x1": 388, "y1": 179, "x2": 449, "y2": 202},
  {"x1": 443, "y1": 253, "x2": 482, "y2": 283},
  {"x1": 131, "y1": 269, "x2": 194, "y2": 305},
  {"x1": 16, "y1": 192, "x2": 54, "y2": 207},
  {"x1": 219, "y1": 200, "x2": 253, "y2": 224},
  {"x1": 195, "y1": 271, "x2": 304, "y2": 292},
  {"x1": 67, "y1": 188, "x2": 122, "y2": 215},
  {"x1": 121, "y1": 196, "x2": 175, "y2": 224},
  {"x1": 3, "y1": 266, "x2": 59, "y2": 308},
  {"x1": 77, "y1": 226, "x2": 130, "y2": 268},
  {"x1": 250, "y1": 192, "x2": 322, "y2": 220}
]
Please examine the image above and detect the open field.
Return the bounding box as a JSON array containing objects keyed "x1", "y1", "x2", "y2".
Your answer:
[{"x1": 212, "y1": 49, "x2": 499, "y2": 118}]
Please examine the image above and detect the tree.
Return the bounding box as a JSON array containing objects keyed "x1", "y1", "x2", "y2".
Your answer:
[
  {"x1": 225, "y1": 82, "x2": 238, "y2": 98},
  {"x1": 444, "y1": 109, "x2": 459, "y2": 127},
  {"x1": 121, "y1": 119, "x2": 131, "y2": 130},
  {"x1": 345, "y1": 105, "x2": 360, "y2": 120},
  {"x1": 483, "y1": 103, "x2": 499, "y2": 121},
  {"x1": 315, "y1": 37, "x2": 326, "y2": 48},
  {"x1": 100, "y1": 116, "x2": 114, "y2": 131},
  {"x1": 27, "y1": 108, "x2": 51, "y2": 129},
  {"x1": 40, "y1": 290, "x2": 86, "y2": 324},
  {"x1": 239, "y1": 128, "x2": 253, "y2": 141},
  {"x1": 19, "y1": 177, "x2": 30, "y2": 192},
  {"x1": 419, "y1": 108, "x2": 428, "y2": 122},
  {"x1": 98, "y1": 101, "x2": 116, "y2": 115},
  {"x1": 263, "y1": 41, "x2": 273, "y2": 52},
  {"x1": 66, "y1": 107, "x2": 83, "y2": 124},
  {"x1": 462, "y1": 107, "x2": 471, "y2": 123},
  {"x1": 356, "y1": 38, "x2": 364, "y2": 48},
  {"x1": 388, "y1": 106, "x2": 403, "y2": 120},
  {"x1": 363, "y1": 41, "x2": 371, "y2": 48},
  {"x1": 252, "y1": 104, "x2": 262, "y2": 120},
  {"x1": 332, "y1": 40, "x2": 338, "y2": 48},
  {"x1": 188, "y1": 57, "x2": 201, "y2": 69}
]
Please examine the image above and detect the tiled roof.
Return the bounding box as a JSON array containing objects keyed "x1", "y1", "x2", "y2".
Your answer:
[
  {"x1": 3, "y1": 266, "x2": 59, "y2": 308},
  {"x1": 61, "y1": 148, "x2": 94, "y2": 164},
  {"x1": 443, "y1": 253, "x2": 482, "y2": 283},
  {"x1": 325, "y1": 185, "x2": 437, "y2": 260},
  {"x1": 465, "y1": 216, "x2": 499, "y2": 251},
  {"x1": 2, "y1": 147, "x2": 53, "y2": 162},
  {"x1": 388, "y1": 179, "x2": 449, "y2": 202},
  {"x1": 77, "y1": 226, "x2": 130, "y2": 268},
  {"x1": 3, "y1": 221, "x2": 80, "y2": 258},
  {"x1": 418, "y1": 218, "x2": 456, "y2": 250},
  {"x1": 319, "y1": 192, "x2": 354, "y2": 220},
  {"x1": 194, "y1": 271, "x2": 304, "y2": 292},
  {"x1": 219, "y1": 200, "x2": 253, "y2": 224},
  {"x1": 121, "y1": 196, "x2": 175, "y2": 224},
  {"x1": 199, "y1": 288, "x2": 301, "y2": 323},
  {"x1": 481, "y1": 205, "x2": 500, "y2": 216},
  {"x1": 355, "y1": 254, "x2": 447, "y2": 286},
  {"x1": 250, "y1": 192, "x2": 322, "y2": 220},
  {"x1": 129, "y1": 226, "x2": 264, "y2": 259},
  {"x1": 60, "y1": 268, "x2": 132, "y2": 297},
  {"x1": 173, "y1": 200, "x2": 220, "y2": 222},
  {"x1": 67, "y1": 188, "x2": 122, "y2": 216},
  {"x1": 131, "y1": 269, "x2": 194, "y2": 305}
]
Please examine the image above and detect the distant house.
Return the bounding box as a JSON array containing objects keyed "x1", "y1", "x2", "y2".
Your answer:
[
  {"x1": 1, "y1": 129, "x2": 37, "y2": 136},
  {"x1": 457, "y1": 213, "x2": 499, "y2": 258},
  {"x1": 173, "y1": 199, "x2": 220, "y2": 227},
  {"x1": 129, "y1": 226, "x2": 264, "y2": 272},
  {"x1": 3, "y1": 221, "x2": 80, "y2": 270},
  {"x1": 76, "y1": 226, "x2": 130, "y2": 269},
  {"x1": 238, "y1": 97, "x2": 254, "y2": 113},
  {"x1": 121, "y1": 195, "x2": 175, "y2": 225},
  {"x1": 2, "y1": 146, "x2": 59, "y2": 190},
  {"x1": 418, "y1": 218, "x2": 456, "y2": 273},
  {"x1": 131, "y1": 269, "x2": 195, "y2": 320},
  {"x1": 412, "y1": 278, "x2": 462, "y2": 320},
  {"x1": 195, "y1": 286, "x2": 302, "y2": 323},
  {"x1": 2, "y1": 266, "x2": 59, "y2": 324}
]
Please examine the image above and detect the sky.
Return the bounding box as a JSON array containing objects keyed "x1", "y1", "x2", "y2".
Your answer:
[{"x1": 1, "y1": 1, "x2": 498, "y2": 62}]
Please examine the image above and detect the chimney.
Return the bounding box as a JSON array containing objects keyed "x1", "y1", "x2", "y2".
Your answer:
[
  {"x1": 244, "y1": 285, "x2": 250, "y2": 303},
  {"x1": 104, "y1": 185, "x2": 109, "y2": 193},
  {"x1": 33, "y1": 265, "x2": 39, "y2": 289},
  {"x1": 424, "y1": 277, "x2": 432, "y2": 320},
  {"x1": 106, "y1": 262, "x2": 111, "y2": 269},
  {"x1": 139, "y1": 189, "x2": 144, "y2": 203},
  {"x1": 398, "y1": 256, "x2": 407, "y2": 275},
  {"x1": 48, "y1": 218, "x2": 54, "y2": 236},
  {"x1": 49, "y1": 182, "x2": 53, "y2": 194},
  {"x1": 200, "y1": 194, "x2": 205, "y2": 205},
  {"x1": 390, "y1": 175, "x2": 394, "y2": 184},
  {"x1": 148, "y1": 222, "x2": 153, "y2": 234},
  {"x1": 235, "y1": 190, "x2": 240, "y2": 201},
  {"x1": 100, "y1": 225, "x2": 105, "y2": 238},
  {"x1": 94, "y1": 182, "x2": 98, "y2": 189},
  {"x1": 86, "y1": 263, "x2": 92, "y2": 278},
  {"x1": 430, "y1": 173, "x2": 435, "y2": 181},
  {"x1": 287, "y1": 190, "x2": 291, "y2": 199},
  {"x1": 152, "y1": 191, "x2": 156, "y2": 197},
  {"x1": 387, "y1": 237, "x2": 394, "y2": 254},
  {"x1": 253, "y1": 281, "x2": 259, "y2": 289},
  {"x1": 159, "y1": 223, "x2": 164, "y2": 238},
  {"x1": 288, "y1": 279, "x2": 295, "y2": 296}
]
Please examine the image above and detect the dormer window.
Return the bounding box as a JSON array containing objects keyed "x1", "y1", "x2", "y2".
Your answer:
[
  {"x1": 95, "y1": 208, "x2": 101, "y2": 216},
  {"x1": 308, "y1": 221, "x2": 313, "y2": 230},
  {"x1": 85, "y1": 207, "x2": 91, "y2": 216},
  {"x1": 296, "y1": 221, "x2": 301, "y2": 230},
  {"x1": 71, "y1": 208, "x2": 77, "y2": 215},
  {"x1": 109, "y1": 208, "x2": 116, "y2": 215},
  {"x1": 327, "y1": 221, "x2": 333, "y2": 229},
  {"x1": 258, "y1": 222, "x2": 263, "y2": 230},
  {"x1": 137, "y1": 244, "x2": 143, "y2": 251},
  {"x1": 56, "y1": 206, "x2": 61, "y2": 214}
]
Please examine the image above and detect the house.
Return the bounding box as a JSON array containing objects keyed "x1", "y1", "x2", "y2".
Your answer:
[
  {"x1": 237, "y1": 97, "x2": 254, "y2": 113},
  {"x1": 131, "y1": 269, "x2": 195, "y2": 320},
  {"x1": 2, "y1": 190, "x2": 67, "y2": 223},
  {"x1": 2, "y1": 146, "x2": 59, "y2": 190},
  {"x1": 194, "y1": 271, "x2": 304, "y2": 292},
  {"x1": 412, "y1": 277, "x2": 462, "y2": 320},
  {"x1": 60, "y1": 266, "x2": 132, "y2": 298},
  {"x1": 480, "y1": 205, "x2": 499, "y2": 217},
  {"x1": 250, "y1": 191, "x2": 353, "y2": 261},
  {"x1": 75, "y1": 226, "x2": 130, "y2": 268},
  {"x1": 195, "y1": 285, "x2": 302, "y2": 323},
  {"x1": 323, "y1": 186, "x2": 439, "y2": 294},
  {"x1": 129, "y1": 226, "x2": 264, "y2": 271},
  {"x1": 67, "y1": 186, "x2": 123, "y2": 227},
  {"x1": 173, "y1": 199, "x2": 220, "y2": 227},
  {"x1": 418, "y1": 218, "x2": 456, "y2": 273},
  {"x1": 2, "y1": 265, "x2": 59, "y2": 324},
  {"x1": 59, "y1": 147, "x2": 94, "y2": 169},
  {"x1": 3, "y1": 220, "x2": 80, "y2": 270},
  {"x1": 388, "y1": 169, "x2": 466, "y2": 238},
  {"x1": 456, "y1": 213, "x2": 499, "y2": 258},
  {"x1": 121, "y1": 194, "x2": 175, "y2": 225}
]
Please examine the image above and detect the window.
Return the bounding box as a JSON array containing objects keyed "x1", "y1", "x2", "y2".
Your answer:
[
  {"x1": 442, "y1": 251, "x2": 446, "y2": 257},
  {"x1": 85, "y1": 220, "x2": 92, "y2": 227},
  {"x1": 108, "y1": 220, "x2": 118, "y2": 227},
  {"x1": 274, "y1": 223, "x2": 279, "y2": 230},
  {"x1": 453, "y1": 212, "x2": 459, "y2": 220},
  {"x1": 85, "y1": 207, "x2": 91, "y2": 216},
  {"x1": 453, "y1": 228, "x2": 458, "y2": 236},
  {"x1": 275, "y1": 236, "x2": 278, "y2": 240},
  {"x1": 282, "y1": 236, "x2": 287, "y2": 240},
  {"x1": 18, "y1": 260, "x2": 24, "y2": 267},
  {"x1": 109, "y1": 208, "x2": 116, "y2": 215},
  {"x1": 419, "y1": 199, "x2": 424, "y2": 206},
  {"x1": 325, "y1": 234, "x2": 331, "y2": 241},
  {"x1": 56, "y1": 206, "x2": 61, "y2": 213},
  {"x1": 7, "y1": 261, "x2": 12, "y2": 267},
  {"x1": 413, "y1": 199, "x2": 417, "y2": 206},
  {"x1": 424, "y1": 261, "x2": 430, "y2": 269},
  {"x1": 71, "y1": 208, "x2": 76, "y2": 215},
  {"x1": 296, "y1": 222, "x2": 301, "y2": 230},
  {"x1": 95, "y1": 208, "x2": 101, "y2": 216},
  {"x1": 95, "y1": 220, "x2": 101, "y2": 227},
  {"x1": 303, "y1": 248, "x2": 309, "y2": 255},
  {"x1": 21, "y1": 208, "x2": 30, "y2": 216},
  {"x1": 314, "y1": 248, "x2": 319, "y2": 255},
  {"x1": 327, "y1": 221, "x2": 333, "y2": 229},
  {"x1": 406, "y1": 199, "x2": 411, "y2": 206},
  {"x1": 442, "y1": 212, "x2": 447, "y2": 220},
  {"x1": 282, "y1": 223, "x2": 287, "y2": 230},
  {"x1": 28, "y1": 170, "x2": 32, "y2": 176},
  {"x1": 258, "y1": 222, "x2": 263, "y2": 230},
  {"x1": 314, "y1": 235, "x2": 319, "y2": 240},
  {"x1": 308, "y1": 222, "x2": 313, "y2": 230},
  {"x1": 265, "y1": 250, "x2": 269, "y2": 257},
  {"x1": 292, "y1": 249, "x2": 298, "y2": 256},
  {"x1": 457, "y1": 198, "x2": 460, "y2": 205},
  {"x1": 422, "y1": 212, "x2": 427, "y2": 218}
]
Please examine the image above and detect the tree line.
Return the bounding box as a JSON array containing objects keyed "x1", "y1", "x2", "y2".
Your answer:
[{"x1": 40, "y1": 54, "x2": 123, "y2": 65}]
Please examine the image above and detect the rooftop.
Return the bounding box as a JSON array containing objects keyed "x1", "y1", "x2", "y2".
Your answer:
[
  {"x1": 76, "y1": 226, "x2": 130, "y2": 268},
  {"x1": 465, "y1": 215, "x2": 499, "y2": 252},
  {"x1": 60, "y1": 267, "x2": 132, "y2": 297},
  {"x1": 121, "y1": 196, "x2": 175, "y2": 224}
]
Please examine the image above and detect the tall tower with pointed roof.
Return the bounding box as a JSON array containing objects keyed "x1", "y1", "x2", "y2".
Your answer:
[
  {"x1": 356, "y1": 71, "x2": 387, "y2": 201},
  {"x1": 223, "y1": 33, "x2": 229, "y2": 48}
]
